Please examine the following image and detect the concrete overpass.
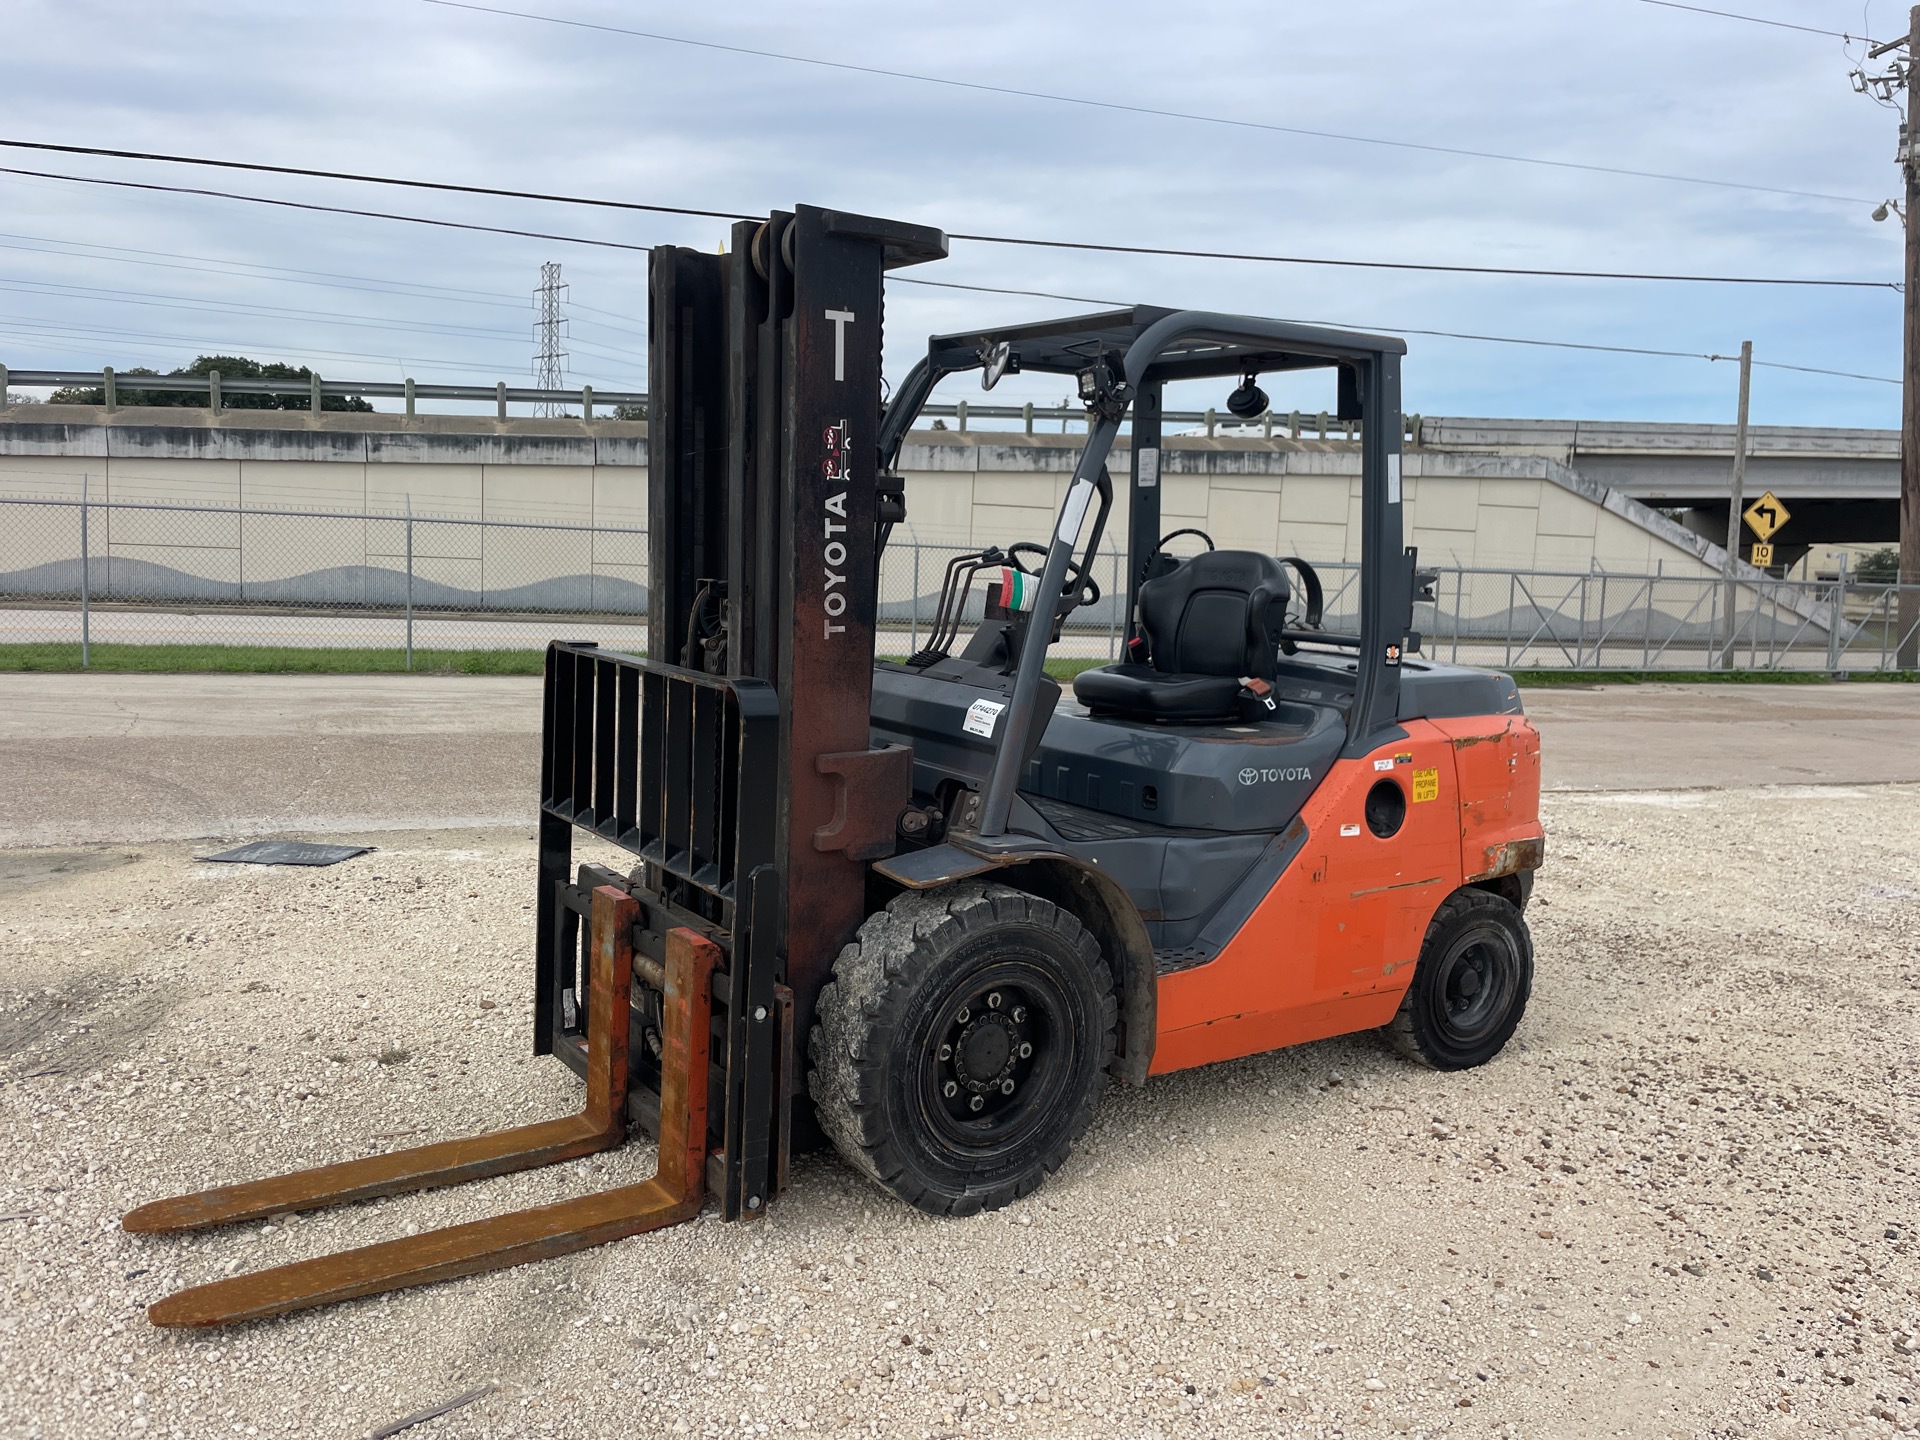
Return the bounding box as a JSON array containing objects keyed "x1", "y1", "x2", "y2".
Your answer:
[{"x1": 1416, "y1": 416, "x2": 1898, "y2": 563}]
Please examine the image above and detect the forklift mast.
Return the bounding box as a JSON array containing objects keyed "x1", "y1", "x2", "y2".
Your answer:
[{"x1": 535, "y1": 206, "x2": 946, "y2": 1220}]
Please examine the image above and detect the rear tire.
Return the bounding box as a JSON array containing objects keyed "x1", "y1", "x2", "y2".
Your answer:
[
  {"x1": 808, "y1": 882, "x2": 1116, "y2": 1216},
  {"x1": 1386, "y1": 888, "x2": 1533, "y2": 1070}
]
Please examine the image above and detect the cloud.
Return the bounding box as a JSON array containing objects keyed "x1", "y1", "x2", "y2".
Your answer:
[{"x1": 0, "y1": 0, "x2": 1900, "y2": 424}]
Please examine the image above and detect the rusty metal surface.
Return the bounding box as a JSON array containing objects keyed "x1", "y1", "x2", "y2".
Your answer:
[
  {"x1": 125, "y1": 885, "x2": 640, "y2": 1238},
  {"x1": 1466, "y1": 835, "x2": 1547, "y2": 883},
  {"x1": 129, "y1": 906, "x2": 721, "y2": 1328},
  {"x1": 771, "y1": 984, "x2": 795, "y2": 1198},
  {"x1": 811, "y1": 744, "x2": 911, "y2": 861}
]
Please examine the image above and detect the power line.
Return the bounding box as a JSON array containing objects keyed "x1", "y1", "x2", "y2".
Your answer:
[
  {"x1": 0, "y1": 276, "x2": 527, "y2": 342},
  {"x1": 0, "y1": 139, "x2": 746, "y2": 225},
  {"x1": 0, "y1": 163, "x2": 660, "y2": 253},
  {"x1": 0, "y1": 231, "x2": 532, "y2": 308},
  {"x1": 0, "y1": 164, "x2": 1892, "y2": 387},
  {"x1": 1748, "y1": 357, "x2": 1899, "y2": 383},
  {"x1": 0, "y1": 228, "x2": 661, "y2": 341},
  {"x1": 417, "y1": 0, "x2": 1880, "y2": 208},
  {"x1": 1631, "y1": 0, "x2": 1881, "y2": 41},
  {"x1": 941, "y1": 230, "x2": 1897, "y2": 289},
  {"x1": 0, "y1": 274, "x2": 651, "y2": 365},
  {"x1": 0, "y1": 147, "x2": 1896, "y2": 290},
  {"x1": 0, "y1": 316, "x2": 530, "y2": 377}
]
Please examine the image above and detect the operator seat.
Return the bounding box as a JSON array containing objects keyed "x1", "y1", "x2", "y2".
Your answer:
[{"x1": 1071, "y1": 550, "x2": 1290, "y2": 723}]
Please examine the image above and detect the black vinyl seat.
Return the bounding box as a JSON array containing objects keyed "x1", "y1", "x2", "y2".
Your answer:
[{"x1": 1072, "y1": 550, "x2": 1290, "y2": 723}]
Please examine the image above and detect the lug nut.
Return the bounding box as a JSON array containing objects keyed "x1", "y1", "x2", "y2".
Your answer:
[
  {"x1": 969, "y1": 1095, "x2": 985, "y2": 1112},
  {"x1": 943, "y1": 1080, "x2": 958, "y2": 1098},
  {"x1": 956, "y1": 1006, "x2": 970, "y2": 1024},
  {"x1": 938, "y1": 1043, "x2": 952, "y2": 1062},
  {"x1": 987, "y1": 992, "x2": 1002, "y2": 1009},
  {"x1": 1012, "y1": 1006, "x2": 1027, "y2": 1023},
  {"x1": 1000, "y1": 1078, "x2": 1016, "y2": 1094},
  {"x1": 1018, "y1": 1042, "x2": 1032, "y2": 1059}
]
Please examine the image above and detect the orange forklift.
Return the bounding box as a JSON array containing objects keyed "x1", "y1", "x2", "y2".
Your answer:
[{"x1": 125, "y1": 205, "x2": 1543, "y2": 1326}]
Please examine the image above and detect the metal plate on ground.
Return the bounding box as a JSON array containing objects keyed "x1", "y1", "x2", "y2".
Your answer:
[{"x1": 199, "y1": 841, "x2": 373, "y2": 867}]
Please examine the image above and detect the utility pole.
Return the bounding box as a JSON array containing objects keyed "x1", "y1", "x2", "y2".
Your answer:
[
  {"x1": 1904, "y1": 5, "x2": 1920, "y2": 668},
  {"x1": 1720, "y1": 339, "x2": 1753, "y2": 668},
  {"x1": 532, "y1": 261, "x2": 569, "y2": 418},
  {"x1": 1862, "y1": 10, "x2": 1920, "y2": 666}
]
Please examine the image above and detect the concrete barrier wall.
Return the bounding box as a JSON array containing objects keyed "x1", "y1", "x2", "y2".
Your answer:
[{"x1": 0, "y1": 407, "x2": 1741, "y2": 609}]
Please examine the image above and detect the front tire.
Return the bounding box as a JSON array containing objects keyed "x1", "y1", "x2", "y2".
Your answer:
[
  {"x1": 807, "y1": 882, "x2": 1116, "y2": 1216},
  {"x1": 1386, "y1": 888, "x2": 1533, "y2": 1070}
]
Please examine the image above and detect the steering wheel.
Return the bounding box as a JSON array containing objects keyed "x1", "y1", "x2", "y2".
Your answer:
[
  {"x1": 1006, "y1": 542, "x2": 1101, "y2": 609},
  {"x1": 1273, "y1": 554, "x2": 1323, "y2": 629},
  {"x1": 1154, "y1": 527, "x2": 1215, "y2": 555}
]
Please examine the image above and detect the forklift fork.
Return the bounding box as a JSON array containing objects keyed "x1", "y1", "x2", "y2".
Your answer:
[{"x1": 123, "y1": 887, "x2": 719, "y2": 1328}]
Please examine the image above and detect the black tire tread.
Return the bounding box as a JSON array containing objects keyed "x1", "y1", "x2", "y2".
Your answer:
[
  {"x1": 808, "y1": 882, "x2": 1116, "y2": 1216},
  {"x1": 1386, "y1": 887, "x2": 1533, "y2": 1070}
]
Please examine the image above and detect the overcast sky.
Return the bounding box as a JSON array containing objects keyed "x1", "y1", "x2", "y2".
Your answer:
[{"x1": 0, "y1": 0, "x2": 1906, "y2": 426}]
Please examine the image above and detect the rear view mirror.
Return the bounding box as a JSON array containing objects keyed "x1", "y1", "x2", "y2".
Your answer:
[{"x1": 980, "y1": 341, "x2": 1015, "y2": 391}]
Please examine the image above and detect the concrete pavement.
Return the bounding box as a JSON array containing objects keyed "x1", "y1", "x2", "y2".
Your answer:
[{"x1": 3, "y1": 673, "x2": 1917, "y2": 846}]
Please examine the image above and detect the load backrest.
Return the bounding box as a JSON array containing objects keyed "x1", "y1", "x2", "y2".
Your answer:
[{"x1": 1138, "y1": 550, "x2": 1291, "y2": 681}]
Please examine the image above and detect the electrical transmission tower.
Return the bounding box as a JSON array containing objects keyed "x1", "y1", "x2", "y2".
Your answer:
[{"x1": 532, "y1": 261, "x2": 570, "y2": 417}]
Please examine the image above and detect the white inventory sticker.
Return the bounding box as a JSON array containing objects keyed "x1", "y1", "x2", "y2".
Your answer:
[
  {"x1": 1386, "y1": 452, "x2": 1403, "y2": 505},
  {"x1": 1056, "y1": 476, "x2": 1095, "y2": 544},
  {"x1": 1373, "y1": 758, "x2": 1396, "y2": 771},
  {"x1": 1138, "y1": 446, "x2": 1161, "y2": 489},
  {"x1": 963, "y1": 698, "x2": 1006, "y2": 738}
]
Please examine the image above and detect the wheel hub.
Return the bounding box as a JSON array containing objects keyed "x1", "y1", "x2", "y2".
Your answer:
[
  {"x1": 935, "y1": 986, "x2": 1040, "y2": 1123},
  {"x1": 954, "y1": 1015, "x2": 1016, "y2": 1092}
]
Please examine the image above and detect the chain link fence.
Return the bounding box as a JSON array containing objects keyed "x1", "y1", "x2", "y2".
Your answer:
[
  {"x1": 3, "y1": 495, "x2": 1916, "y2": 671},
  {"x1": 0, "y1": 494, "x2": 650, "y2": 656}
]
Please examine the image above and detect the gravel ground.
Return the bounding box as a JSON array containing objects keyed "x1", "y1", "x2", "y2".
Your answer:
[{"x1": 0, "y1": 786, "x2": 1915, "y2": 1440}]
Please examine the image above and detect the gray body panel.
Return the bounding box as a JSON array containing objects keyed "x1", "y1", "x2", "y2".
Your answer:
[
  {"x1": 868, "y1": 649, "x2": 1522, "y2": 974},
  {"x1": 1023, "y1": 702, "x2": 1342, "y2": 832}
]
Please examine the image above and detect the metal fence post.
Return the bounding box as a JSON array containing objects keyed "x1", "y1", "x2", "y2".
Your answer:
[
  {"x1": 103, "y1": 366, "x2": 116, "y2": 412},
  {"x1": 582, "y1": 385, "x2": 594, "y2": 421},
  {"x1": 1826, "y1": 553, "x2": 1848, "y2": 673},
  {"x1": 1023, "y1": 402, "x2": 1033, "y2": 435},
  {"x1": 404, "y1": 378, "x2": 416, "y2": 418},
  {"x1": 310, "y1": 373, "x2": 323, "y2": 415},
  {"x1": 1450, "y1": 570, "x2": 1461, "y2": 664},
  {"x1": 1712, "y1": 579, "x2": 1728, "y2": 672},
  {"x1": 80, "y1": 473, "x2": 90, "y2": 669},
  {"x1": 208, "y1": 370, "x2": 221, "y2": 413},
  {"x1": 405, "y1": 494, "x2": 415, "y2": 671},
  {"x1": 910, "y1": 537, "x2": 921, "y2": 656},
  {"x1": 1575, "y1": 573, "x2": 1590, "y2": 668},
  {"x1": 1504, "y1": 572, "x2": 1516, "y2": 668},
  {"x1": 496, "y1": 382, "x2": 507, "y2": 421}
]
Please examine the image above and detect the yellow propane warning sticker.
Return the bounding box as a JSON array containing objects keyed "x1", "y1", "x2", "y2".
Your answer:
[{"x1": 1412, "y1": 768, "x2": 1440, "y2": 803}]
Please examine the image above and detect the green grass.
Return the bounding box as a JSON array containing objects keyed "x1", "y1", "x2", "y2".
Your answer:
[
  {"x1": 1509, "y1": 668, "x2": 1917, "y2": 686},
  {"x1": 0, "y1": 643, "x2": 548, "y2": 674},
  {"x1": 2, "y1": 643, "x2": 1912, "y2": 684}
]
